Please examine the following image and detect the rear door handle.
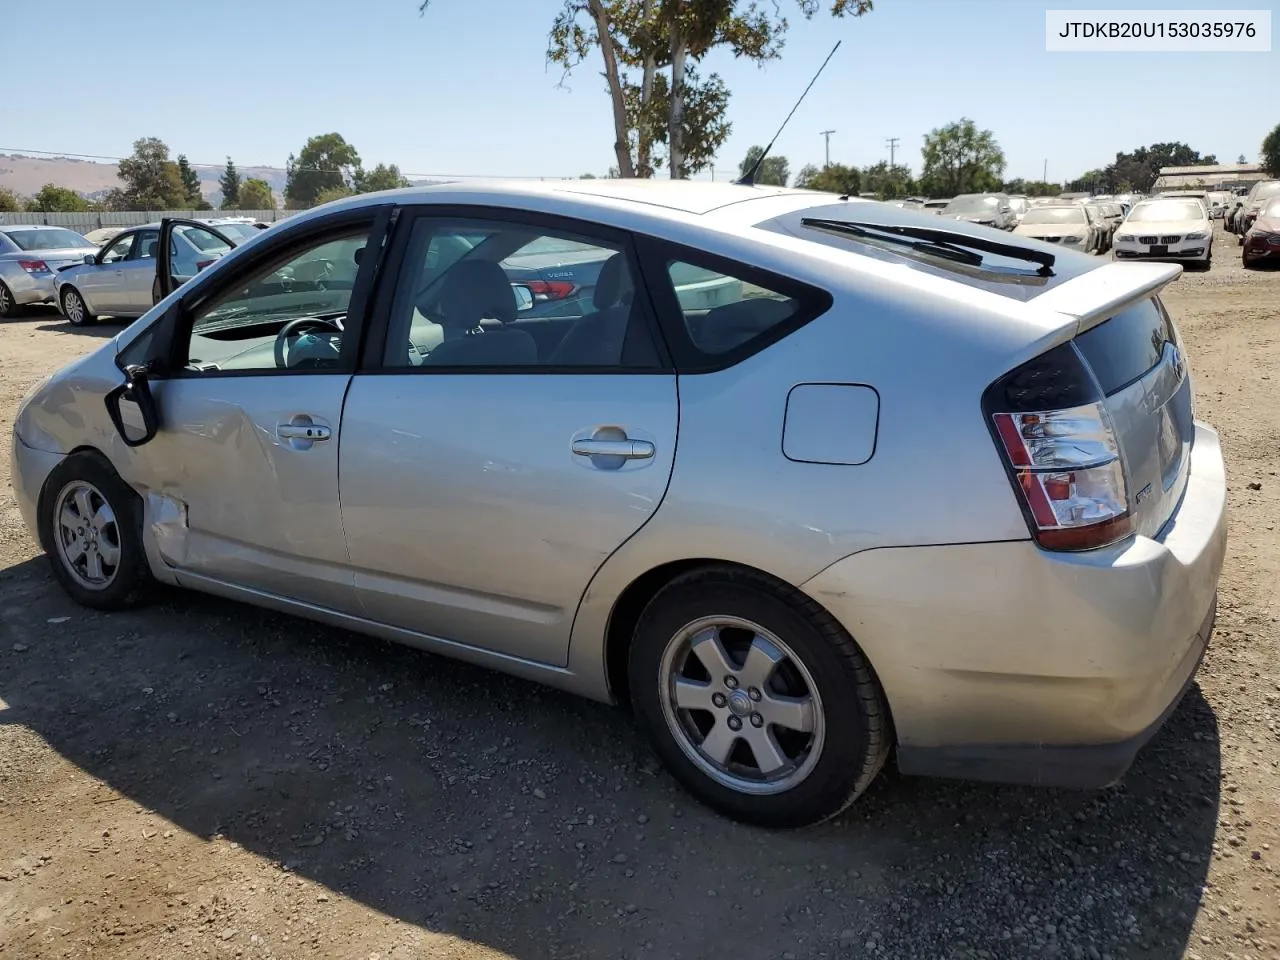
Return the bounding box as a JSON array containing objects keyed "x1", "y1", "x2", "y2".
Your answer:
[
  {"x1": 570, "y1": 438, "x2": 654, "y2": 460},
  {"x1": 277, "y1": 422, "x2": 331, "y2": 441}
]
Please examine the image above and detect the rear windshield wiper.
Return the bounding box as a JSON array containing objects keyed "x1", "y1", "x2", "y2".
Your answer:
[{"x1": 801, "y1": 218, "x2": 1056, "y2": 276}]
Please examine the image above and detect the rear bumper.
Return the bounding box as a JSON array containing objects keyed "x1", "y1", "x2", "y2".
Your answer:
[
  {"x1": 801, "y1": 422, "x2": 1227, "y2": 788},
  {"x1": 3, "y1": 270, "x2": 57, "y2": 305}
]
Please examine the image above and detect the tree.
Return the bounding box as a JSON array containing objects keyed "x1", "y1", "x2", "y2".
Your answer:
[
  {"x1": 579, "y1": 172, "x2": 598, "y2": 178},
  {"x1": 1262, "y1": 124, "x2": 1280, "y2": 177},
  {"x1": 428, "y1": 0, "x2": 876, "y2": 181},
  {"x1": 353, "y1": 163, "x2": 411, "y2": 193},
  {"x1": 793, "y1": 162, "x2": 859, "y2": 195},
  {"x1": 117, "y1": 137, "x2": 187, "y2": 210},
  {"x1": 27, "y1": 184, "x2": 89, "y2": 212},
  {"x1": 1238, "y1": 153, "x2": 1248, "y2": 164},
  {"x1": 861, "y1": 161, "x2": 913, "y2": 198},
  {"x1": 1075, "y1": 142, "x2": 1218, "y2": 194},
  {"x1": 285, "y1": 133, "x2": 361, "y2": 209},
  {"x1": 737, "y1": 145, "x2": 789, "y2": 186},
  {"x1": 219, "y1": 157, "x2": 241, "y2": 208},
  {"x1": 0, "y1": 187, "x2": 24, "y2": 212},
  {"x1": 314, "y1": 186, "x2": 354, "y2": 206},
  {"x1": 1003, "y1": 178, "x2": 1059, "y2": 197},
  {"x1": 237, "y1": 178, "x2": 275, "y2": 210},
  {"x1": 176, "y1": 154, "x2": 203, "y2": 206},
  {"x1": 920, "y1": 119, "x2": 1005, "y2": 197}
]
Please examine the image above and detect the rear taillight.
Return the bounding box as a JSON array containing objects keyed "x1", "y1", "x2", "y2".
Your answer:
[
  {"x1": 525, "y1": 279, "x2": 576, "y2": 301},
  {"x1": 985, "y1": 343, "x2": 1131, "y2": 551},
  {"x1": 195, "y1": 259, "x2": 216, "y2": 271},
  {"x1": 18, "y1": 259, "x2": 50, "y2": 274}
]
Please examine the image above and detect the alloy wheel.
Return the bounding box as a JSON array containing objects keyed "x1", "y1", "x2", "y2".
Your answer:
[
  {"x1": 52, "y1": 481, "x2": 121, "y2": 590},
  {"x1": 658, "y1": 615, "x2": 825, "y2": 796},
  {"x1": 63, "y1": 290, "x2": 85, "y2": 325},
  {"x1": 0, "y1": 283, "x2": 13, "y2": 316}
]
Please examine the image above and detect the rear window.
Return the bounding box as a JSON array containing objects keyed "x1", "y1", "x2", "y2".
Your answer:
[
  {"x1": 1074, "y1": 298, "x2": 1175, "y2": 394},
  {"x1": 1022, "y1": 207, "x2": 1086, "y2": 225},
  {"x1": 664, "y1": 259, "x2": 795, "y2": 354},
  {"x1": 3, "y1": 228, "x2": 90, "y2": 251}
]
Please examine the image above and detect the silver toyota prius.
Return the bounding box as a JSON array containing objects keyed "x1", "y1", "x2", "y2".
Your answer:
[{"x1": 10, "y1": 181, "x2": 1227, "y2": 827}]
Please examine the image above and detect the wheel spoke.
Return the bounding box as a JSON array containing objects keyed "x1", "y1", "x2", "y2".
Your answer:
[
  {"x1": 92, "y1": 502, "x2": 116, "y2": 533},
  {"x1": 64, "y1": 538, "x2": 86, "y2": 562},
  {"x1": 739, "y1": 635, "x2": 783, "y2": 690},
  {"x1": 688, "y1": 627, "x2": 735, "y2": 680},
  {"x1": 73, "y1": 487, "x2": 94, "y2": 521},
  {"x1": 761, "y1": 692, "x2": 815, "y2": 733},
  {"x1": 743, "y1": 726, "x2": 789, "y2": 775},
  {"x1": 97, "y1": 540, "x2": 121, "y2": 568},
  {"x1": 673, "y1": 677, "x2": 716, "y2": 712},
  {"x1": 698, "y1": 720, "x2": 739, "y2": 765},
  {"x1": 85, "y1": 550, "x2": 105, "y2": 581},
  {"x1": 58, "y1": 506, "x2": 80, "y2": 535}
]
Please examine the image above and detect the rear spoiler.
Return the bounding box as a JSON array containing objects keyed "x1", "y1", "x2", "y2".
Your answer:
[{"x1": 1031, "y1": 262, "x2": 1182, "y2": 335}]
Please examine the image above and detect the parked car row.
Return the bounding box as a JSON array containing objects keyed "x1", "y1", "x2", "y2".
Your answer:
[{"x1": 1224, "y1": 179, "x2": 1280, "y2": 244}]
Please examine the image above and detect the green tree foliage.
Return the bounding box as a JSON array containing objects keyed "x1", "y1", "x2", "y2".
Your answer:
[
  {"x1": 1261, "y1": 124, "x2": 1280, "y2": 177},
  {"x1": 579, "y1": 172, "x2": 598, "y2": 178},
  {"x1": 861, "y1": 161, "x2": 914, "y2": 198},
  {"x1": 920, "y1": 119, "x2": 1005, "y2": 197},
  {"x1": 1238, "y1": 153, "x2": 1248, "y2": 164},
  {"x1": 27, "y1": 184, "x2": 89, "y2": 212},
  {"x1": 1071, "y1": 142, "x2": 1218, "y2": 194},
  {"x1": 117, "y1": 137, "x2": 187, "y2": 210},
  {"x1": 738, "y1": 145, "x2": 790, "y2": 185},
  {"x1": 0, "y1": 187, "x2": 24, "y2": 212},
  {"x1": 353, "y1": 163, "x2": 411, "y2": 193},
  {"x1": 314, "y1": 186, "x2": 354, "y2": 206},
  {"x1": 176, "y1": 154, "x2": 202, "y2": 205},
  {"x1": 219, "y1": 157, "x2": 241, "y2": 208},
  {"x1": 285, "y1": 133, "x2": 361, "y2": 209},
  {"x1": 793, "y1": 162, "x2": 860, "y2": 195},
  {"x1": 461, "y1": 0, "x2": 878, "y2": 179},
  {"x1": 237, "y1": 178, "x2": 275, "y2": 210},
  {"x1": 1002, "y1": 178, "x2": 1059, "y2": 197}
]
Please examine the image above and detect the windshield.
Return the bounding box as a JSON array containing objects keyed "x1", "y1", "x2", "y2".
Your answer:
[
  {"x1": 2, "y1": 228, "x2": 90, "y2": 251},
  {"x1": 209, "y1": 223, "x2": 262, "y2": 242},
  {"x1": 1263, "y1": 198, "x2": 1280, "y2": 218},
  {"x1": 1250, "y1": 181, "x2": 1280, "y2": 202},
  {"x1": 1127, "y1": 200, "x2": 1204, "y2": 222},
  {"x1": 175, "y1": 225, "x2": 234, "y2": 253},
  {"x1": 1008, "y1": 198, "x2": 1029, "y2": 213},
  {"x1": 1021, "y1": 207, "x2": 1086, "y2": 225},
  {"x1": 943, "y1": 195, "x2": 999, "y2": 214}
]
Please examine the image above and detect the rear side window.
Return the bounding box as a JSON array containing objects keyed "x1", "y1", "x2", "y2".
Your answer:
[
  {"x1": 1074, "y1": 297, "x2": 1175, "y2": 394},
  {"x1": 664, "y1": 259, "x2": 799, "y2": 355}
]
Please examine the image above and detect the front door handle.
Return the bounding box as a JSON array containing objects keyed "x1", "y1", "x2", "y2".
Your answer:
[
  {"x1": 570, "y1": 438, "x2": 654, "y2": 460},
  {"x1": 277, "y1": 421, "x2": 331, "y2": 442}
]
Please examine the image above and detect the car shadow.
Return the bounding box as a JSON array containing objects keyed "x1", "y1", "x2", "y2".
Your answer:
[
  {"x1": 0, "y1": 556, "x2": 1221, "y2": 959},
  {"x1": 32, "y1": 318, "x2": 126, "y2": 339}
]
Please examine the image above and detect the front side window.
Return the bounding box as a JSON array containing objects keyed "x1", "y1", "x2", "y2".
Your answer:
[
  {"x1": 179, "y1": 230, "x2": 370, "y2": 374},
  {"x1": 382, "y1": 217, "x2": 659, "y2": 369},
  {"x1": 130, "y1": 229, "x2": 160, "y2": 261},
  {"x1": 100, "y1": 234, "x2": 134, "y2": 263},
  {"x1": 664, "y1": 259, "x2": 798, "y2": 355}
]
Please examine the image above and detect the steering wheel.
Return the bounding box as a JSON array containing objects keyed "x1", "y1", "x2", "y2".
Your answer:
[{"x1": 274, "y1": 317, "x2": 343, "y2": 369}]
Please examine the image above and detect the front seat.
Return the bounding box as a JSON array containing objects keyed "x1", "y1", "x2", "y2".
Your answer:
[
  {"x1": 546, "y1": 253, "x2": 637, "y2": 365},
  {"x1": 422, "y1": 260, "x2": 537, "y2": 366}
]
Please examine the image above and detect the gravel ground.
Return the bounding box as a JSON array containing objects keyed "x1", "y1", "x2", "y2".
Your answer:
[{"x1": 1, "y1": 224, "x2": 1277, "y2": 960}]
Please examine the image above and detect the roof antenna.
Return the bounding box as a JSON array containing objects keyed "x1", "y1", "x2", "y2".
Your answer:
[{"x1": 736, "y1": 40, "x2": 842, "y2": 187}]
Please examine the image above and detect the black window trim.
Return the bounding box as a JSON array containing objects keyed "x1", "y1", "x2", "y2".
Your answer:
[
  {"x1": 631, "y1": 233, "x2": 834, "y2": 374},
  {"x1": 359, "y1": 203, "x2": 673, "y2": 376},
  {"x1": 150, "y1": 204, "x2": 396, "y2": 381},
  {"x1": 98, "y1": 230, "x2": 138, "y2": 265}
]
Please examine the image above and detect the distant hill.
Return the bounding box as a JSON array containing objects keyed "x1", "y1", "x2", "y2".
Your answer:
[{"x1": 0, "y1": 154, "x2": 287, "y2": 207}]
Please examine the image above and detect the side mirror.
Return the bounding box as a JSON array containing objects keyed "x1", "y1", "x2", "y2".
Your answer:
[
  {"x1": 84, "y1": 253, "x2": 96, "y2": 265},
  {"x1": 511, "y1": 284, "x2": 535, "y2": 312},
  {"x1": 104, "y1": 365, "x2": 159, "y2": 448}
]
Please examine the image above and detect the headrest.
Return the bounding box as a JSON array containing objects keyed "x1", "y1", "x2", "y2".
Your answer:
[
  {"x1": 438, "y1": 259, "x2": 516, "y2": 328},
  {"x1": 593, "y1": 253, "x2": 634, "y2": 310},
  {"x1": 144, "y1": 240, "x2": 158, "y2": 257}
]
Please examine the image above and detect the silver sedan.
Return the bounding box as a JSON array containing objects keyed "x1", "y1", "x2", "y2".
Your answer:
[
  {"x1": 11, "y1": 181, "x2": 1226, "y2": 826},
  {"x1": 0, "y1": 225, "x2": 98, "y2": 317}
]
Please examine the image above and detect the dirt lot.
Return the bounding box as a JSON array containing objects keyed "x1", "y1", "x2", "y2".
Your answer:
[{"x1": 1, "y1": 226, "x2": 1277, "y2": 960}]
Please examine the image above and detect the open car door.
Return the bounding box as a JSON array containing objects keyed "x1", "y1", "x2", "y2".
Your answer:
[{"x1": 155, "y1": 219, "x2": 239, "y2": 303}]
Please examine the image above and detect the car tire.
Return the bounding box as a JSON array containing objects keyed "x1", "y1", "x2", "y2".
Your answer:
[
  {"x1": 38, "y1": 451, "x2": 152, "y2": 610},
  {"x1": 0, "y1": 280, "x2": 17, "y2": 318},
  {"x1": 60, "y1": 286, "x2": 96, "y2": 326},
  {"x1": 628, "y1": 565, "x2": 890, "y2": 828}
]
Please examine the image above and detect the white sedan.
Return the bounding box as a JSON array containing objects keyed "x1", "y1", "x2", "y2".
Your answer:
[{"x1": 1112, "y1": 198, "x2": 1213, "y2": 270}]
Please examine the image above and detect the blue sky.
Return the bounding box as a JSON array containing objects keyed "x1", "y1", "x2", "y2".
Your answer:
[{"x1": 3, "y1": 0, "x2": 1275, "y2": 183}]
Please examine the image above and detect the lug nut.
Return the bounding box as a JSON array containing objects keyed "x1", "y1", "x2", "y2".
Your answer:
[
  {"x1": 750, "y1": 713, "x2": 764, "y2": 728},
  {"x1": 727, "y1": 716, "x2": 743, "y2": 731},
  {"x1": 711, "y1": 692, "x2": 727, "y2": 708},
  {"x1": 724, "y1": 676, "x2": 739, "y2": 690},
  {"x1": 748, "y1": 687, "x2": 761, "y2": 702}
]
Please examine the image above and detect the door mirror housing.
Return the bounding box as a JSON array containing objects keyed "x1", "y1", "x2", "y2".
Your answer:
[
  {"x1": 84, "y1": 253, "x2": 96, "y2": 265},
  {"x1": 511, "y1": 284, "x2": 535, "y2": 312},
  {"x1": 104, "y1": 365, "x2": 160, "y2": 448}
]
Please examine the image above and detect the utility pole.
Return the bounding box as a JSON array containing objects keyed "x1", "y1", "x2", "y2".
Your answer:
[
  {"x1": 1043, "y1": 158, "x2": 1048, "y2": 183},
  {"x1": 820, "y1": 129, "x2": 836, "y2": 169},
  {"x1": 885, "y1": 136, "x2": 900, "y2": 168}
]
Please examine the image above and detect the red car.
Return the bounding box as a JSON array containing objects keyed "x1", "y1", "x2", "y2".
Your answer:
[{"x1": 1242, "y1": 197, "x2": 1280, "y2": 268}]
